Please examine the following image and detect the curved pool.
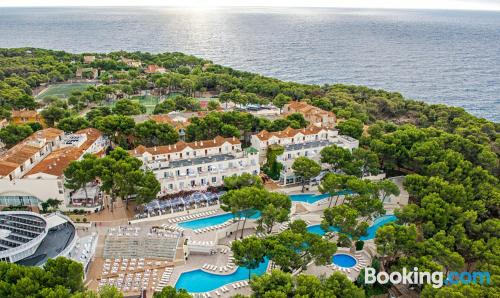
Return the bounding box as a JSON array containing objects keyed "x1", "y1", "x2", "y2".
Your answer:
[
  {"x1": 332, "y1": 254, "x2": 357, "y2": 268},
  {"x1": 175, "y1": 259, "x2": 269, "y2": 293},
  {"x1": 178, "y1": 211, "x2": 261, "y2": 230},
  {"x1": 306, "y1": 214, "x2": 397, "y2": 240}
]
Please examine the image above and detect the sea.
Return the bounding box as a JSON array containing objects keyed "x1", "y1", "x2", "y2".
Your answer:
[{"x1": 0, "y1": 7, "x2": 498, "y2": 122}]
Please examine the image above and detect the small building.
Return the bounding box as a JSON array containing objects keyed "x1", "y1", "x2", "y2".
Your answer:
[
  {"x1": 283, "y1": 101, "x2": 336, "y2": 127},
  {"x1": 75, "y1": 68, "x2": 98, "y2": 79},
  {"x1": 121, "y1": 57, "x2": 142, "y2": 68},
  {"x1": 145, "y1": 64, "x2": 167, "y2": 74},
  {"x1": 10, "y1": 110, "x2": 44, "y2": 126},
  {"x1": 83, "y1": 55, "x2": 95, "y2": 64}
]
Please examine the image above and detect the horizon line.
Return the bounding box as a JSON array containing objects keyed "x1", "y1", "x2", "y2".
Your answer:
[{"x1": 1, "y1": 5, "x2": 500, "y2": 12}]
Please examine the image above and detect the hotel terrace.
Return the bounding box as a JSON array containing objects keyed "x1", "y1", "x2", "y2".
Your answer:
[
  {"x1": 0, "y1": 128, "x2": 108, "y2": 208},
  {"x1": 129, "y1": 136, "x2": 260, "y2": 194},
  {"x1": 251, "y1": 125, "x2": 359, "y2": 185}
]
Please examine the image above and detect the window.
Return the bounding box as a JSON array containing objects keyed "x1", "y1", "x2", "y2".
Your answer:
[
  {"x1": 197, "y1": 167, "x2": 202, "y2": 173},
  {"x1": 168, "y1": 154, "x2": 170, "y2": 160},
  {"x1": 180, "y1": 153, "x2": 183, "y2": 158},
  {"x1": 212, "y1": 177, "x2": 217, "y2": 183},
  {"x1": 205, "y1": 149, "x2": 208, "y2": 155},
  {"x1": 168, "y1": 184, "x2": 173, "y2": 190}
]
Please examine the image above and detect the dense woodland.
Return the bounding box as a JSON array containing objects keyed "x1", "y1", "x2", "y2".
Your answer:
[{"x1": 0, "y1": 48, "x2": 498, "y2": 297}]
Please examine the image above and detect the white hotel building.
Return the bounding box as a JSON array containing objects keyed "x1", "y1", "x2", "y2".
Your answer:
[
  {"x1": 251, "y1": 125, "x2": 359, "y2": 185},
  {"x1": 0, "y1": 128, "x2": 107, "y2": 208},
  {"x1": 130, "y1": 136, "x2": 260, "y2": 194}
]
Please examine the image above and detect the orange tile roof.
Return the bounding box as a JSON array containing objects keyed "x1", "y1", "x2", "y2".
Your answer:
[
  {"x1": 286, "y1": 101, "x2": 335, "y2": 117},
  {"x1": 0, "y1": 128, "x2": 65, "y2": 176},
  {"x1": 254, "y1": 125, "x2": 324, "y2": 141},
  {"x1": 24, "y1": 128, "x2": 103, "y2": 177},
  {"x1": 130, "y1": 136, "x2": 240, "y2": 156},
  {"x1": 11, "y1": 110, "x2": 38, "y2": 118},
  {"x1": 148, "y1": 114, "x2": 189, "y2": 130},
  {"x1": 25, "y1": 147, "x2": 82, "y2": 177}
]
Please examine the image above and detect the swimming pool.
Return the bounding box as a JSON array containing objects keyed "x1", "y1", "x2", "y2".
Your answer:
[
  {"x1": 289, "y1": 190, "x2": 353, "y2": 204},
  {"x1": 175, "y1": 259, "x2": 269, "y2": 293},
  {"x1": 332, "y1": 254, "x2": 357, "y2": 268},
  {"x1": 178, "y1": 211, "x2": 261, "y2": 230},
  {"x1": 306, "y1": 214, "x2": 397, "y2": 240}
]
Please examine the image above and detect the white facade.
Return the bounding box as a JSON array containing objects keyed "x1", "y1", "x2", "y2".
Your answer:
[
  {"x1": 0, "y1": 128, "x2": 107, "y2": 208},
  {"x1": 250, "y1": 125, "x2": 359, "y2": 185},
  {"x1": 131, "y1": 137, "x2": 260, "y2": 194},
  {"x1": 278, "y1": 135, "x2": 359, "y2": 185},
  {"x1": 251, "y1": 126, "x2": 339, "y2": 163}
]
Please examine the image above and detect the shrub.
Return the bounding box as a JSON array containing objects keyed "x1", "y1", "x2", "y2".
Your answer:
[{"x1": 355, "y1": 240, "x2": 364, "y2": 250}]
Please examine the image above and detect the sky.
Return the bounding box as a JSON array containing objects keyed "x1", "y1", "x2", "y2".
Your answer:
[{"x1": 2, "y1": 0, "x2": 500, "y2": 11}]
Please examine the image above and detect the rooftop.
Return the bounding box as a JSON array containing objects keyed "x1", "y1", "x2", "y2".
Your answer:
[
  {"x1": 0, "y1": 128, "x2": 65, "y2": 176},
  {"x1": 284, "y1": 139, "x2": 333, "y2": 151},
  {"x1": 254, "y1": 125, "x2": 327, "y2": 141},
  {"x1": 11, "y1": 110, "x2": 38, "y2": 118},
  {"x1": 285, "y1": 101, "x2": 335, "y2": 118},
  {"x1": 130, "y1": 136, "x2": 240, "y2": 156},
  {"x1": 24, "y1": 128, "x2": 102, "y2": 177},
  {"x1": 150, "y1": 153, "x2": 239, "y2": 170}
]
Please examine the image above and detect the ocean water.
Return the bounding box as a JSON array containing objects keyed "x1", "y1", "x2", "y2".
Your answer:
[{"x1": 0, "y1": 7, "x2": 498, "y2": 121}]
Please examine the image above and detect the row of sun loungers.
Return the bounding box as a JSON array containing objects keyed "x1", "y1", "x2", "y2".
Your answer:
[
  {"x1": 194, "y1": 220, "x2": 234, "y2": 234},
  {"x1": 168, "y1": 210, "x2": 217, "y2": 224},
  {"x1": 190, "y1": 240, "x2": 216, "y2": 246},
  {"x1": 102, "y1": 257, "x2": 146, "y2": 275},
  {"x1": 202, "y1": 262, "x2": 235, "y2": 272},
  {"x1": 155, "y1": 268, "x2": 174, "y2": 292},
  {"x1": 161, "y1": 224, "x2": 185, "y2": 233},
  {"x1": 193, "y1": 280, "x2": 250, "y2": 298}
]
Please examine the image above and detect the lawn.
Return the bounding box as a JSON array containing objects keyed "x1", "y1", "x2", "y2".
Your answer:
[
  {"x1": 36, "y1": 83, "x2": 95, "y2": 100},
  {"x1": 103, "y1": 95, "x2": 159, "y2": 115}
]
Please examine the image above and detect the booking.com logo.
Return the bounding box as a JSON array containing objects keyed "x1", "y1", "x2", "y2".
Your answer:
[{"x1": 365, "y1": 267, "x2": 491, "y2": 288}]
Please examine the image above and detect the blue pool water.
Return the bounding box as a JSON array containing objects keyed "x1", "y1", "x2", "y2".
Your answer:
[
  {"x1": 307, "y1": 214, "x2": 397, "y2": 240},
  {"x1": 178, "y1": 211, "x2": 261, "y2": 230},
  {"x1": 175, "y1": 259, "x2": 269, "y2": 293},
  {"x1": 289, "y1": 191, "x2": 353, "y2": 204},
  {"x1": 332, "y1": 254, "x2": 357, "y2": 268}
]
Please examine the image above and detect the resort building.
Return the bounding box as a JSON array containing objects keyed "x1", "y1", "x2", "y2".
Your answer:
[
  {"x1": 0, "y1": 211, "x2": 77, "y2": 266},
  {"x1": 0, "y1": 118, "x2": 8, "y2": 129},
  {"x1": 76, "y1": 68, "x2": 99, "y2": 79},
  {"x1": 130, "y1": 136, "x2": 260, "y2": 194},
  {"x1": 121, "y1": 57, "x2": 142, "y2": 67},
  {"x1": 250, "y1": 125, "x2": 359, "y2": 185},
  {"x1": 283, "y1": 101, "x2": 336, "y2": 127},
  {"x1": 145, "y1": 64, "x2": 167, "y2": 74},
  {"x1": 133, "y1": 113, "x2": 190, "y2": 141},
  {"x1": 83, "y1": 55, "x2": 95, "y2": 64},
  {"x1": 0, "y1": 128, "x2": 108, "y2": 208}
]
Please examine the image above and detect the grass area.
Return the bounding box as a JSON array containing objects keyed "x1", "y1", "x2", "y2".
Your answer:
[
  {"x1": 131, "y1": 95, "x2": 159, "y2": 114},
  {"x1": 103, "y1": 95, "x2": 159, "y2": 115},
  {"x1": 36, "y1": 83, "x2": 94, "y2": 99}
]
